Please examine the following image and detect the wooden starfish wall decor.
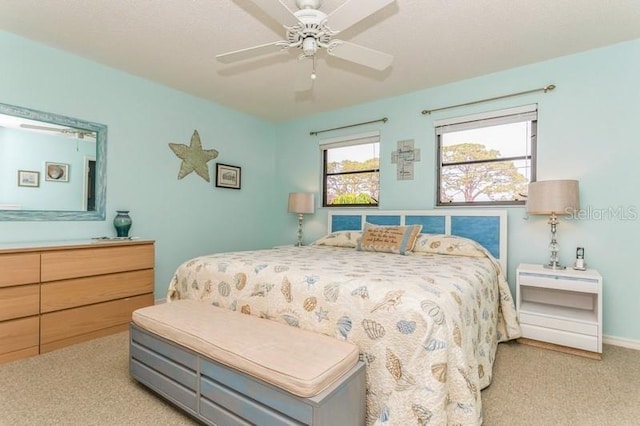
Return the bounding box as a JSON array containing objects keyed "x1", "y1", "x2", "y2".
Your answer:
[{"x1": 169, "y1": 130, "x2": 219, "y2": 182}]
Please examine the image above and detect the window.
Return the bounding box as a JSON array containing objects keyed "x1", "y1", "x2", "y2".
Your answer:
[
  {"x1": 321, "y1": 131, "x2": 380, "y2": 207},
  {"x1": 436, "y1": 105, "x2": 537, "y2": 206}
]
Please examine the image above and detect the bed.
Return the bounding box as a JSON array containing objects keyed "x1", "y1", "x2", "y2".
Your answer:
[{"x1": 166, "y1": 210, "x2": 521, "y2": 425}]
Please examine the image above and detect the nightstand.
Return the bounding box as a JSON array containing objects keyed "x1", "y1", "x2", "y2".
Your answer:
[{"x1": 516, "y1": 263, "x2": 602, "y2": 359}]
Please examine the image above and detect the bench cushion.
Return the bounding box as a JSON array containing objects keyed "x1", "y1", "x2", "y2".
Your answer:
[{"x1": 132, "y1": 300, "x2": 359, "y2": 398}]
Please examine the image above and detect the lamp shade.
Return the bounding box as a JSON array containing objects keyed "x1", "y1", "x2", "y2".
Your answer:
[
  {"x1": 526, "y1": 180, "x2": 579, "y2": 215},
  {"x1": 288, "y1": 192, "x2": 315, "y2": 214}
]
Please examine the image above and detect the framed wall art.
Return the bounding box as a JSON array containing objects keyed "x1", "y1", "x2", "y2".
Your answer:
[
  {"x1": 45, "y1": 162, "x2": 69, "y2": 182},
  {"x1": 215, "y1": 163, "x2": 241, "y2": 190},
  {"x1": 18, "y1": 170, "x2": 40, "y2": 187}
]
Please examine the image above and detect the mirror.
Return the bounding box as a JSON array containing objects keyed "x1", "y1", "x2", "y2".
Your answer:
[{"x1": 0, "y1": 102, "x2": 106, "y2": 221}]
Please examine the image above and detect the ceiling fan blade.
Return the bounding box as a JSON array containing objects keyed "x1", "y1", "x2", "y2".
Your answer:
[
  {"x1": 216, "y1": 41, "x2": 287, "y2": 63},
  {"x1": 20, "y1": 123, "x2": 94, "y2": 139},
  {"x1": 294, "y1": 57, "x2": 314, "y2": 92},
  {"x1": 249, "y1": 0, "x2": 299, "y2": 27},
  {"x1": 20, "y1": 123, "x2": 65, "y2": 132},
  {"x1": 328, "y1": 40, "x2": 393, "y2": 71},
  {"x1": 327, "y1": 0, "x2": 395, "y2": 33}
]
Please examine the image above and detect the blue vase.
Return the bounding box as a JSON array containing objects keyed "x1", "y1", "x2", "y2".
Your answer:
[{"x1": 113, "y1": 210, "x2": 132, "y2": 237}]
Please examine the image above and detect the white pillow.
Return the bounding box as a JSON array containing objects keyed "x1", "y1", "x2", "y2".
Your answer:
[{"x1": 313, "y1": 230, "x2": 362, "y2": 248}]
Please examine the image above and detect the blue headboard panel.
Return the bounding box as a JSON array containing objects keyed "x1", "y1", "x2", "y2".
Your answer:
[
  {"x1": 366, "y1": 215, "x2": 400, "y2": 226},
  {"x1": 406, "y1": 215, "x2": 446, "y2": 234},
  {"x1": 327, "y1": 209, "x2": 508, "y2": 274},
  {"x1": 331, "y1": 215, "x2": 363, "y2": 231},
  {"x1": 451, "y1": 216, "x2": 501, "y2": 260}
]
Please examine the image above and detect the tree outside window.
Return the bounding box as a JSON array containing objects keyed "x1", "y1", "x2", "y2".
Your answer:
[
  {"x1": 436, "y1": 108, "x2": 536, "y2": 206},
  {"x1": 322, "y1": 139, "x2": 379, "y2": 207}
]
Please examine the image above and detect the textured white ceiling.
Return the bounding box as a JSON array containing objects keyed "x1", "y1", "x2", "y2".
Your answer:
[{"x1": 0, "y1": 0, "x2": 639, "y2": 122}]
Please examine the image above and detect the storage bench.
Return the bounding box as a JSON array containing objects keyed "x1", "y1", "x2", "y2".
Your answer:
[{"x1": 129, "y1": 300, "x2": 366, "y2": 426}]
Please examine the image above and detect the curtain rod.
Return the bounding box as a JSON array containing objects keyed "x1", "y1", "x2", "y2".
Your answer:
[
  {"x1": 310, "y1": 117, "x2": 388, "y2": 136},
  {"x1": 421, "y1": 84, "x2": 556, "y2": 115}
]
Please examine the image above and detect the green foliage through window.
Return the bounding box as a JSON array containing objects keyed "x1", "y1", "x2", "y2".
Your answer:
[{"x1": 321, "y1": 135, "x2": 380, "y2": 207}]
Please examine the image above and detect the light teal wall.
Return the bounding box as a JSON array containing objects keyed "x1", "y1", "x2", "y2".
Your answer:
[
  {"x1": 0, "y1": 31, "x2": 280, "y2": 296},
  {"x1": 2, "y1": 29, "x2": 638, "y2": 342},
  {"x1": 276, "y1": 39, "x2": 640, "y2": 342}
]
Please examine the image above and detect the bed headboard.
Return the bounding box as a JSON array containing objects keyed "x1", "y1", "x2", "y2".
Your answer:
[{"x1": 327, "y1": 209, "x2": 508, "y2": 273}]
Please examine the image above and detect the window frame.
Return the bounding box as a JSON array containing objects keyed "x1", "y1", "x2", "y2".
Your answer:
[
  {"x1": 435, "y1": 105, "x2": 537, "y2": 207},
  {"x1": 320, "y1": 131, "x2": 381, "y2": 208}
]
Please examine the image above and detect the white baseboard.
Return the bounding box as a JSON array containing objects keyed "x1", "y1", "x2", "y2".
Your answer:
[
  {"x1": 603, "y1": 335, "x2": 640, "y2": 351},
  {"x1": 154, "y1": 297, "x2": 167, "y2": 305}
]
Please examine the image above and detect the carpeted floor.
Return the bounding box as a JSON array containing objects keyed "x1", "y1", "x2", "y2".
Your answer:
[
  {"x1": 1, "y1": 332, "x2": 639, "y2": 425},
  {"x1": 482, "y1": 340, "x2": 640, "y2": 425},
  {"x1": 0, "y1": 332, "x2": 196, "y2": 426}
]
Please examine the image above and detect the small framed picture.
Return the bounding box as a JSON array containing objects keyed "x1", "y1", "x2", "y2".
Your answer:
[
  {"x1": 18, "y1": 170, "x2": 40, "y2": 187},
  {"x1": 45, "y1": 162, "x2": 69, "y2": 182},
  {"x1": 215, "y1": 163, "x2": 241, "y2": 190}
]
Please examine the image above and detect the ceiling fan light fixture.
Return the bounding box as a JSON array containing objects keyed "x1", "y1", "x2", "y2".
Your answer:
[{"x1": 302, "y1": 37, "x2": 318, "y2": 56}]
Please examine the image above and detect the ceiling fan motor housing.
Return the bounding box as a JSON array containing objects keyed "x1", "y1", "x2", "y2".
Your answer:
[
  {"x1": 296, "y1": 0, "x2": 322, "y2": 10},
  {"x1": 287, "y1": 6, "x2": 332, "y2": 57}
]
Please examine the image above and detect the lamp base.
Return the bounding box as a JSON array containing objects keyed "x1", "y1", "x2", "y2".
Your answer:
[
  {"x1": 295, "y1": 213, "x2": 304, "y2": 247},
  {"x1": 543, "y1": 262, "x2": 566, "y2": 270}
]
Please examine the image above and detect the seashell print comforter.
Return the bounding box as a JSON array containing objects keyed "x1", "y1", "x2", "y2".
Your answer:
[{"x1": 167, "y1": 245, "x2": 521, "y2": 425}]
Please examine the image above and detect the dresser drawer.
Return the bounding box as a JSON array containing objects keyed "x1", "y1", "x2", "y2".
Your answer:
[
  {"x1": 0, "y1": 284, "x2": 40, "y2": 321},
  {"x1": 41, "y1": 244, "x2": 155, "y2": 282},
  {"x1": 41, "y1": 293, "x2": 153, "y2": 345},
  {"x1": 0, "y1": 316, "x2": 39, "y2": 355},
  {"x1": 0, "y1": 253, "x2": 40, "y2": 288},
  {"x1": 520, "y1": 323, "x2": 598, "y2": 352},
  {"x1": 41, "y1": 269, "x2": 154, "y2": 313}
]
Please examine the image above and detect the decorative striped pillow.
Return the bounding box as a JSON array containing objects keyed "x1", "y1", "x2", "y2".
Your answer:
[{"x1": 356, "y1": 223, "x2": 423, "y2": 255}]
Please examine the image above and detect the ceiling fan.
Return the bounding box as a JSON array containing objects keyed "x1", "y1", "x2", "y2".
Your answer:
[{"x1": 217, "y1": 0, "x2": 395, "y2": 88}]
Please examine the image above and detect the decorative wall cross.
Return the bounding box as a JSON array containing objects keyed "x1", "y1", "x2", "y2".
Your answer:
[{"x1": 391, "y1": 139, "x2": 420, "y2": 180}]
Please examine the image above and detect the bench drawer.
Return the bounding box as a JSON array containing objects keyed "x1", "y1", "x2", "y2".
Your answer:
[
  {"x1": 201, "y1": 359, "x2": 311, "y2": 425},
  {"x1": 131, "y1": 359, "x2": 197, "y2": 411},
  {"x1": 201, "y1": 375, "x2": 304, "y2": 425}
]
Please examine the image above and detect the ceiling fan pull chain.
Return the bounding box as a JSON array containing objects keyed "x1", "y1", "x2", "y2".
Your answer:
[{"x1": 311, "y1": 55, "x2": 317, "y2": 80}]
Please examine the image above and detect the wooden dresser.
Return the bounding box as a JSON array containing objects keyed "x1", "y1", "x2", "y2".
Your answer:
[{"x1": 0, "y1": 239, "x2": 154, "y2": 364}]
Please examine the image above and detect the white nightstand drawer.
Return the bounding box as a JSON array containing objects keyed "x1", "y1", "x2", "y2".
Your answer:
[
  {"x1": 519, "y1": 311, "x2": 597, "y2": 336},
  {"x1": 520, "y1": 324, "x2": 598, "y2": 352},
  {"x1": 518, "y1": 273, "x2": 598, "y2": 293}
]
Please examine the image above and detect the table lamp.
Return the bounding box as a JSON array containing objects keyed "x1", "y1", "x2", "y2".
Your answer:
[
  {"x1": 526, "y1": 180, "x2": 580, "y2": 269},
  {"x1": 288, "y1": 192, "x2": 315, "y2": 246}
]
